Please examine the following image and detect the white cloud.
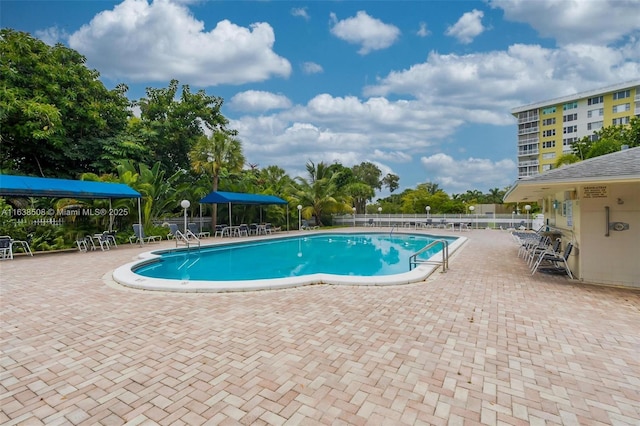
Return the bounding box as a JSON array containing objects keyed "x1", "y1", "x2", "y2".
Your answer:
[
  {"x1": 67, "y1": 0, "x2": 291, "y2": 85},
  {"x1": 489, "y1": 0, "x2": 640, "y2": 46},
  {"x1": 291, "y1": 7, "x2": 309, "y2": 20},
  {"x1": 34, "y1": 26, "x2": 69, "y2": 45},
  {"x1": 301, "y1": 61, "x2": 324, "y2": 74},
  {"x1": 445, "y1": 9, "x2": 485, "y2": 44},
  {"x1": 329, "y1": 10, "x2": 401, "y2": 55},
  {"x1": 371, "y1": 149, "x2": 412, "y2": 163},
  {"x1": 416, "y1": 22, "x2": 430, "y2": 38},
  {"x1": 364, "y1": 43, "x2": 640, "y2": 117},
  {"x1": 420, "y1": 154, "x2": 516, "y2": 194},
  {"x1": 229, "y1": 91, "x2": 292, "y2": 112},
  {"x1": 228, "y1": 93, "x2": 465, "y2": 185}
]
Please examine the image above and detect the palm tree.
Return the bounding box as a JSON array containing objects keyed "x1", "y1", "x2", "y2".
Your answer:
[
  {"x1": 291, "y1": 161, "x2": 345, "y2": 226},
  {"x1": 115, "y1": 160, "x2": 183, "y2": 228},
  {"x1": 190, "y1": 131, "x2": 245, "y2": 227}
]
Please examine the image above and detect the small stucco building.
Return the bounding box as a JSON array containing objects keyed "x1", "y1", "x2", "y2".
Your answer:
[{"x1": 504, "y1": 146, "x2": 640, "y2": 288}]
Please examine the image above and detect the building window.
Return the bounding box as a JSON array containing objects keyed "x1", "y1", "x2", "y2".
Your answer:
[
  {"x1": 542, "y1": 164, "x2": 553, "y2": 172},
  {"x1": 588, "y1": 121, "x2": 603, "y2": 131},
  {"x1": 612, "y1": 103, "x2": 630, "y2": 113},
  {"x1": 613, "y1": 90, "x2": 630, "y2": 100},
  {"x1": 587, "y1": 108, "x2": 603, "y2": 118},
  {"x1": 563, "y1": 102, "x2": 577, "y2": 110},
  {"x1": 612, "y1": 116, "x2": 631, "y2": 125},
  {"x1": 542, "y1": 141, "x2": 556, "y2": 149},
  {"x1": 563, "y1": 137, "x2": 578, "y2": 147},
  {"x1": 542, "y1": 129, "x2": 556, "y2": 137},
  {"x1": 588, "y1": 96, "x2": 603, "y2": 105},
  {"x1": 542, "y1": 106, "x2": 556, "y2": 114},
  {"x1": 563, "y1": 126, "x2": 577, "y2": 134},
  {"x1": 563, "y1": 113, "x2": 577, "y2": 122},
  {"x1": 542, "y1": 118, "x2": 556, "y2": 126}
]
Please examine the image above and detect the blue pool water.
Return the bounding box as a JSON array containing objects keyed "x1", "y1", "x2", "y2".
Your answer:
[{"x1": 134, "y1": 233, "x2": 457, "y2": 281}]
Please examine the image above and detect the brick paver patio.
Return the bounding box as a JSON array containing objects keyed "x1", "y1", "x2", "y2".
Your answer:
[{"x1": 1, "y1": 228, "x2": 638, "y2": 425}]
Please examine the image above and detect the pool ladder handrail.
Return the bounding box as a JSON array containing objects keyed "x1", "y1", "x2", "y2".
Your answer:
[
  {"x1": 175, "y1": 230, "x2": 201, "y2": 249},
  {"x1": 390, "y1": 224, "x2": 398, "y2": 235},
  {"x1": 409, "y1": 239, "x2": 449, "y2": 273}
]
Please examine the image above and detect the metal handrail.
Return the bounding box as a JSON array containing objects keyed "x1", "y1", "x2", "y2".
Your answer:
[
  {"x1": 175, "y1": 230, "x2": 200, "y2": 249},
  {"x1": 409, "y1": 239, "x2": 449, "y2": 273},
  {"x1": 390, "y1": 224, "x2": 397, "y2": 235}
]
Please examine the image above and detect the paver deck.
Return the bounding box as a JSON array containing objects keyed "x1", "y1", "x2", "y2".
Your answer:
[{"x1": 1, "y1": 228, "x2": 638, "y2": 425}]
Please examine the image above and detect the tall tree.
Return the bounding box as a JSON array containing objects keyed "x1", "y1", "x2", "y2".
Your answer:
[
  {"x1": 352, "y1": 162, "x2": 382, "y2": 190},
  {"x1": 190, "y1": 131, "x2": 245, "y2": 226},
  {"x1": 135, "y1": 80, "x2": 234, "y2": 172},
  {"x1": 381, "y1": 173, "x2": 400, "y2": 193},
  {"x1": 0, "y1": 29, "x2": 131, "y2": 177},
  {"x1": 344, "y1": 182, "x2": 375, "y2": 213}
]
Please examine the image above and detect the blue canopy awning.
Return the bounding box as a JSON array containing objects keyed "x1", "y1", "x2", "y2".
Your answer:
[
  {"x1": 200, "y1": 191, "x2": 287, "y2": 205},
  {"x1": 0, "y1": 174, "x2": 141, "y2": 199}
]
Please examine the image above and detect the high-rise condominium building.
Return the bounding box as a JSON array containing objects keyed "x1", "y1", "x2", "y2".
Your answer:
[{"x1": 511, "y1": 80, "x2": 640, "y2": 178}]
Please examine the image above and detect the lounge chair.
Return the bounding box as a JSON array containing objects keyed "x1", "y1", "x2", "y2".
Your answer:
[
  {"x1": 188, "y1": 222, "x2": 210, "y2": 238},
  {"x1": 265, "y1": 223, "x2": 281, "y2": 233},
  {"x1": 531, "y1": 242, "x2": 573, "y2": 279},
  {"x1": 103, "y1": 231, "x2": 118, "y2": 247},
  {"x1": 0, "y1": 235, "x2": 33, "y2": 259},
  {"x1": 366, "y1": 218, "x2": 374, "y2": 227},
  {"x1": 167, "y1": 224, "x2": 180, "y2": 240},
  {"x1": 301, "y1": 220, "x2": 319, "y2": 230},
  {"x1": 527, "y1": 237, "x2": 560, "y2": 268},
  {"x1": 129, "y1": 224, "x2": 161, "y2": 244},
  {"x1": 0, "y1": 236, "x2": 13, "y2": 260}
]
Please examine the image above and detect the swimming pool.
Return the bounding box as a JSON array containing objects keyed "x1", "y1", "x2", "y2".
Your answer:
[{"x1": 112, "y1": 231, "x2": 466, "y2": 292}]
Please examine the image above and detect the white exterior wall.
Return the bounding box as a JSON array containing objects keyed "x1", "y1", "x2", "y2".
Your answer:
[{"x1": 545, "y1": 182, "x2": 640, "y2": 288}]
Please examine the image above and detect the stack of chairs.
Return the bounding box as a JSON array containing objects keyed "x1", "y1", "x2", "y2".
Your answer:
[{"x1": 512, "y1": 228, "x2": 573, "y2": 279}]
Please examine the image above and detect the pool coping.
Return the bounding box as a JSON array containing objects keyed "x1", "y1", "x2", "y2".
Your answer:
[{"x1": 111, "y1": 230, "x2": 468, "y2": 292}]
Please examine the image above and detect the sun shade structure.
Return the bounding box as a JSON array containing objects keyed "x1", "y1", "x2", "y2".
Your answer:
[
  {"x1": 0, "y1": 174, "x2": 141, "y2": 199},
  {"x1": 200, "y1": 191, "x2": 289, "y2": 230},
  {"x1": 200, "y1": 191, "x2": 287, "y2": 205},
  {"x1": 1, "y1": 174, "x2": 142, "y2": 236}
]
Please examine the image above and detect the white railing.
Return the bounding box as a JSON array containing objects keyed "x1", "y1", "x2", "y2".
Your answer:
[
  {"x1": 15, "y1": 218, "x2": 65, "y2": 226},
  {"x1": 334, "y1": 214, "x2": 533, "y2": 230}
]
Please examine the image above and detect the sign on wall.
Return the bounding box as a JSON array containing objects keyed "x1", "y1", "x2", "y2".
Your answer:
[{"x1": 582, "y1": 185, "x2": 608, "y2": 198}]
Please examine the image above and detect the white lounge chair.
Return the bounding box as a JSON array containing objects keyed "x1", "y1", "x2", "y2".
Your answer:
[
  {"x1": 0, "y1": 235, "x2": 33, "y2": 259},
  {"x1": 129, "y1": 224, "x2": 161, "y2": 244},
  {"x1": 188, "y1": 222, "x2": 210, "y2": 238}
]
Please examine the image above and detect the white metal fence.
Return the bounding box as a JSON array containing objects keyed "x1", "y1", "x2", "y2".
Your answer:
[
  {"x1": 333, "y1": 213, "x2": 540, "y2": 230},
  {"x1": 14, "y1": 218, "x2": 66, "y2": 226}
]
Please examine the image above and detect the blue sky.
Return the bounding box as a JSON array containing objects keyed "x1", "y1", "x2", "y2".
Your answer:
[{"x1": 3, "y1": 0, "x2": 640, "y2": 197}]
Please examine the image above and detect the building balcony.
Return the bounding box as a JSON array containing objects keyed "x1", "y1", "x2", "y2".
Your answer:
[
  {"x1": 518, "y1": 115, "x2": 539, "y2": 124},
  {"x1": 518, "y1": 170, "x2": 539, "y2": 178},
  {"x1": 518, "y1": 159, "x2": 539, "y2": 167},
  {"x1": 518, "y1": 127, "x2": 539, "y2": 135}
]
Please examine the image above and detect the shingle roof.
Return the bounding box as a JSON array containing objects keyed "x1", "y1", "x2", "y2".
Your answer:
[{"x1": 504, "y1": 146, "x2": 640, "y2": 202}]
